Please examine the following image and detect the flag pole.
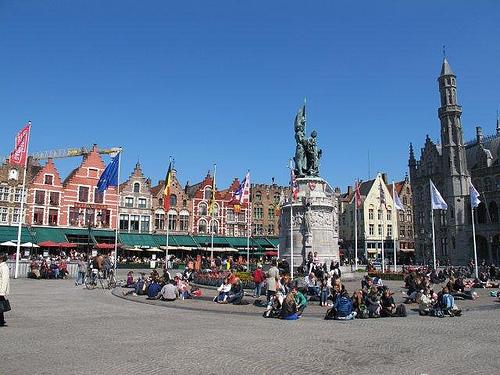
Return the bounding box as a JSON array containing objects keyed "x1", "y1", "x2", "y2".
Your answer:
[
  {"x1": 165, "y1": 156, "x2": 172, "y2": 270},
  {"x1": 14, "y1": 121, "x2": 31, "y2": 279},
  {"x1": 113, "y1": 149, "x2": 122, "y2": 272},
  {"x1": 430, "y1": 180, "x2": 437, "y2": 271},
  {"x1": 354, "y1": 179, "x2": 358, "y2": 271},
  {"x1": 289, "y1": 159, "x2": 294, "y2": 280},
  {"x1": 392, "y1": 182, "x2": 397, "y2": 273},
  {"x1": 471, "y1": 200, "x2": 479, "y2": 279},
  {"x1": 246, "y1": 170, "x2": 251, "y2": 270},
  {"x1": 210, "y1": 163, "x2": 216, "y2": 261}
]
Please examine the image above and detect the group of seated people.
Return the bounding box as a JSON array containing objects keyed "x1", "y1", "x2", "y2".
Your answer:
[
  {"x1": 263, "y1": 284, "x2": 307, "y2": 320},
  {"x1": 122, "y1": 268, "x2": 201, "y2": 301},
  {"x1": 213, "y1": 273, "x2": 245, "y2": 305},
  {"x1": 27, "y1": 257, "x2": 69, "y2": 279}
]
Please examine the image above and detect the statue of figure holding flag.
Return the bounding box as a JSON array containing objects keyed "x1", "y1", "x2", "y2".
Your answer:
[{"x1": 293, "y1": 104, "x2": 322, "y2": 178}]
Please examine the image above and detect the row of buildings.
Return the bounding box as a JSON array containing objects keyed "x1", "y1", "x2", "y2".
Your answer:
[{"x1": 0, "y1": 146, "x2": 287, "y2": 246}]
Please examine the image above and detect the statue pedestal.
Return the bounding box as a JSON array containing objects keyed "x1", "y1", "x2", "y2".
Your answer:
[{"x1": 279, "y1": 177, "x2": 340, "y2": 270}]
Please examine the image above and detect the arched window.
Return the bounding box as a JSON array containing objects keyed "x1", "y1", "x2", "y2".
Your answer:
[
  {"x1": 255, "y1": 192, "x2": 262, "y2": 202},
  {"x1": 133, "y1": 182, "x2": 140, "y2": 193},
  {"x1": 170, "y1": 194, "x2": 177, "y2": 207},
  {"x1": 204, "y1": 187, "x2": 212, "y2": 200},
  {"x1": 158, "y1": 198, "x2": 163, "y2": 207},
  {"x1": 179, "y1": 210, "x2": 189, "y2": 231},
  {"x1": 209, "y1": 220, "x2": 219, "y2": 234},
  {"x1": 168, "y1": 210, "x2": 177, "y2": 231},
  {"x1": 477, "y1": 202, "x2": 487, "y2": 224},
  {"x1": 198, "y1": 219, "x2": 207, "y2": 234},
  {"x1": 199, "y1": 202, "x2": 208, "y2": 216},
  {"x1": 489, "y1": 201, "x2": 499, "y2": 223}
]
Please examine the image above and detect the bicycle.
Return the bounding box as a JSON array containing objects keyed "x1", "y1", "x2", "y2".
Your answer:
[{"x1": 84, "y1": 268, "x2": 117, "y2": 290}]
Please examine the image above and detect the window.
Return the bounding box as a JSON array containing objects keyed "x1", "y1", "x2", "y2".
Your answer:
[
  {"x1": 199, "y1": 203, "x2": 208, "y2": 216},
  {"x1": 368, "y1": 209, "x2": 374, "y2": 220},
  {"x1": 168, "y1": 213, "x2": 177, "y2": 231},
  {"x1": 44, "y1": 175, "x2": 53, "y2": 185},
  {"x1": 78, "y1": 186, "x2": 89, "y2": 202},
  {"x1": 254, "y1": 192, "x2": 262, "y2": 202},
  {"x1": 268, "y1": 207, "x2": 275, "y2": 219},
  {"x1": 140, "y1": 216, "x2": 150, "y2": 232},
  {"x1": 0, "y1": 208, "x2": 7, "y2": 223},
  {"x1": 387, "y1": 224, "x2": 392, "y2": 237},
  {"x1": 100, "y1": 210, "x2": 110, "y2": 228},
  {"x1": 400, "y1": 228, "x2": 405, "y2": 237},
  {"x1": 273, "y1": 194, "x2": 280, "y2": 204},
  {"x1": 267, "y1": 223, "x2": 275, "y2": 235},
  {"x1": 12, "y1": 208, "x2": 21, "y2": 224},
  {"x1": 88, "y1": 168, "x2": 98, "y2": 178},
  {"x1": 198, "y1": 220, "x2": 207, "y2": 234},
  {"x1": 155, "y1": 213, "x2": 165, "y2": 230},
  {"x1": 33, "y1": 208, "x2": 44, "y2": 225},
  {"x1": 125, "y1": 197, "x2": 134, "y2": 208},
  {"x1": 253, "y1": 223, "x2": 263, "y2": 235},
  {"x1": 14, "y1": 188, "x2": 22, "y2": 203},
  {"x1": 238, "y1": 213, "x2": 246, "y2": 222},
  {"x1": 85, "y1": 210, "x2": 95, "y2": 226},
  {"x1": 35, "y1": 190, "x2": 45, "y2": 205},
  {"x1": 179, "y1": 213, "x2": 189, "y2": 231},
  {"x1": 138, "y1": 198, "x2": 147, "y2": 208},
  {"x1": 49, "y1": 192, "x2": 60, "y2": 206},
  {"x1": 226, "y1": 209, "x2": 235, "y2": 222},
  {"x1": 133, "y1": 182, "x2": 140, "y2": 193},
  {"x1": 120, "y1": 214, "x2": 129, "y2": 231},
  {"x1": 158, "y1": 198, "x2": 163, "y2": 207},
  {"x1": 170, "y1": 194, "x2": 177, "y2": 207},
  {"x1": 407, "y1": 228, "x2": 413, "y2": 237},
  {"x1": 48, "y1": 209, "x2": 58, "y2": 226},
  {"x1": 387, "y1": 210, "x2": 392, "y2": 221},
  {"x1": 369, "y1": 224, "x2": 374, "y2": 236},
  {"x1": 130, "y1": 215, "x2": 140, "y2": 231},
  {"x1": 94, "y1": 188, "x2": 104, "y2": 204},
  {"x1": 378, "y1": 224, "x2": 383, "y2": 236},
  {"x1": 183, "y1": 199, "x2": 187, "y2": 207},
  {"x1": 399, "y1": 212, "x2": 405, "y2": 222},
  {"x1": 210, "y1": 220, "x2": 218, "y2": 234},
  {"x1": 254, "y1": 207, "x2": 263, "y2": 220},
  {"x1": 378, "y1": 210, "x2": 383, "y2": 220},
  {"x1": 204, "y1": 187, "x2": 212, "y2": 200},
  {"x1": 0, "y1": 186, "x2": 9, "y2": 201},
  {"x1": 69, "y1": 208, "x2": 80, "y2": 226},
  {"x1": 407, "y1": 212, "x2": 412, "y2": 223}
]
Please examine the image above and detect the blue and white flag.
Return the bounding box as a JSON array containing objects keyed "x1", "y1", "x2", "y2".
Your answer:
[
  {"x1": 393, "y1": 182, "x2": 405, "y2": 211},
  {"x1": 430, "y1": 180, "x2": 448, "y2": 210},
  {"x1": 469, "y1": 181, "x2": 481, "y2": 208},
  {"x1": 97, "y1": 155, "x2": 120, "y2": 193},
  {"x1": 233, "y1": 172, "x2": 250, "y2": 204}
]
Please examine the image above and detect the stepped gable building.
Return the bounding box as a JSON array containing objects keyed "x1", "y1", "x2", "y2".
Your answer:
[
  {"x1": 27, "y1": 159, "x2": 64, "y2": 226},
  {"x1": 409, "y1": 58, "x2": 500, "y2": 265},
  {"x1": 60, "y1": 145, "x2": 119, "y2": 229},
  {"x1": 251, "y1": 182, "x2": 288, "y2": 236},
  {"x1": 338, "y1": 173, "x2": 398, "y2": 260},
  {"x1": 387, "y1": 176, "x2": 415, "y2": 254},
  {"x1": 0, "y1": 158, "x2": 41, "y2": 226},
  {"x1": 118, "y1": 162, "x2": 153, "y2": 233},
  {"x1": 187, "y1": 173, "x2": 250, "y2": 237},
  {"x1": 151, "y1": 168, "x2": 192, "y2": 234}
]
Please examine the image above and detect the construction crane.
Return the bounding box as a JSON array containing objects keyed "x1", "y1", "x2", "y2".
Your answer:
[{"x1": 1, "y1": 145, "x2": 122, "y2": 164}]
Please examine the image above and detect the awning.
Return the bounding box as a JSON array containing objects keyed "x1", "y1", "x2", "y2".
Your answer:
[
  {"x1": 21, "y1": 242, "x2": 39, "y2": 248},
  {"x1": 58, "y1": 242, "x2": 77, "y2": 249},
  {"x1": 400, "y1": 248, "x2": 415, "y2": 253},
  {"x1": 38, "y1": 240, "x2": 60, "y2": 248},
  {"x1": 367, "y1": 249, "x2": 378, "y2": 254},
  {"x1": 94, "y1": 243, "x2": 121, "y2": 250},
  {"x1": 0, "y1": 225, "x2": 33, "y2": 243},
  {"x1": 144, "y1": 247, "x2": 164, "y2": 253},
  {"x1": 265, "y1": 250, "x2": 278, "y2": 257},
  {"x1": 0, "y1": 240, "x2": 17, "y2": 247},
  {"x1": 119, "y1": 233, "x2": 157, "y2": 248},
  {"x1": 34, "y1": 227, "x2": 67, "y2": 243}
]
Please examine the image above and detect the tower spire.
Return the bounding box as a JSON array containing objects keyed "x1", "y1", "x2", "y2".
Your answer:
[{"x1": 497, "y1": 109, "x2": 500, "y2": 135}]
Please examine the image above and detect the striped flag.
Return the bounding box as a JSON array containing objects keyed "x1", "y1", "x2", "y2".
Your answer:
[
  {"x1": 233, "y1": 172, "x2": 250, "y2": 205},
  {"x1": 393, "y1": 182, "x2": 405, "y2": 211},
  {"x1": 469, "y1": 181, "x2": 481, "y2": 208},
  {"x1": 354, "y1": 180, "x2": 362, "y2": 208},
  {"x1": 290, "y1": 169, "x2": 299, "y2": 201},
  {"x1": 208, "y1": 167, "x2": 217, "y2": 215},
  {"x1": 163, "y1": 162, "x2": 173, "y2": 211},
  {"x1": 9, "y1": 122, "x2": 31, "y2": 166}
]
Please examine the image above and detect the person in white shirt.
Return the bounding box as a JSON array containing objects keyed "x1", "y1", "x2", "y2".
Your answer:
[{"x1": 0, "y1": 253, "x2": 11, "y2": 327}]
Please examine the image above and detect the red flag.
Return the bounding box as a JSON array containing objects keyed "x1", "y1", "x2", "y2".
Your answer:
[
  {"x1": 9, "y1": 122, "x2": 31, "y2": 166},
  {"x1": 355, "y1": 181, "x2": 362, "y2": 208},
  {"x1": 290, "y1": 170, "x2": 299, "y2": 201}
]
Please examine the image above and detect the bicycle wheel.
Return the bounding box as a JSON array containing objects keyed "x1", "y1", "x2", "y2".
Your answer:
[
  {"x1": 84, "y1": 276, "x2": 96, "y2": 290},
  {"x1": 108, "y1": 275, "x2": 117, "y2": 289}
]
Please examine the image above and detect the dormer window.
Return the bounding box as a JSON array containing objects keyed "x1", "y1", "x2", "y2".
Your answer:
[
  {"x1": 133, "y1": 182, "x2": 140, "y2": 193},
  {"x1": 44, "y1": 175, "x2": 53, "y2": 185}
]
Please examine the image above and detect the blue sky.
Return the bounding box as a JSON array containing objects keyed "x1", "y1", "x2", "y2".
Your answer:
[{"x1": 1, "y1": 1, "x2": 499, "y2": 190}]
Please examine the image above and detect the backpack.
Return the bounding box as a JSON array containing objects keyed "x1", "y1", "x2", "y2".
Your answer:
[
  {"x1": 358, "y1": 304, "x2": 369, "y2": 319},
  {"x1": 396, "y1": 304, "x2": 407, "y2": 317}
]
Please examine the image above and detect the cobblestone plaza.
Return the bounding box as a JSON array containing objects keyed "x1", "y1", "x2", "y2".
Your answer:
[{"x1": 1, "y1": 274, "x2": 499, "y2": 375}]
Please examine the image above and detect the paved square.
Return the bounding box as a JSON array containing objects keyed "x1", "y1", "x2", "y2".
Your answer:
[{"x1": 1, "y1": 275, "x2": 499, "y2": 375}]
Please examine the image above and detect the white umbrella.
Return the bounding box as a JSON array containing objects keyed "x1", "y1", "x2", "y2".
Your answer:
[
  {"x1": 144, "y1": 247, "x2": 164, "y2": 253},
  {"x1": 0, "y1": 241, "x2": 18, "y2": 247},
  {"x1": 21, "y1": 242, "x2": 40, "y2": 248}
]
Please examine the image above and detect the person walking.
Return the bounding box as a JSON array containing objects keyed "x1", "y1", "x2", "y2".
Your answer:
[
  {"x1": 266, "y1": 259, "x2": 280, "y2": 302},
  {"x1": 0, "y1": 253, "x2": 11, "y2": 327}
]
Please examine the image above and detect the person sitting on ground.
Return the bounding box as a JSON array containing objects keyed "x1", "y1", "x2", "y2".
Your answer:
[
  {"x1": 226, "y1": 278, "x2": 244, "y2": 304},
  {"x1": 123, "y1": 273, "x2": 147, "y2": 296},
  {"x1": 418, "y1": 288, "x2": 435, "y2": 316},
  {"x1": 292, "y1": 286, "x2": 307, "y2": 316},
  {"x1": 380, "y1": 289, "x2": 396, "y2": 317},
  {"x1": 147, "y1": 279, "x2": 162, "y2": 299},
  {"x1": 319, "y1": 276, "x2": 330, "y2": 307},
  {"x1": 280, "y1": 291, "x2": 299, "y2": 320},
  {"x1": 365, "y1": 287, "x2": 381, "y2": 318},
  {"x1": 214, "y1": 277, "x2": 232, "y2": 303},
  {"x1": 175, "y1": 277, "x2": 192, "y2": 299},
  {"x1": 50, "y1": 262, "x2": 60, "y2": 279},
  {"x1": 328, "y1": 290, "x2": 357, "y2": 320},
  {"x1": 29, "y1": 259, "x2": 40, "y2": 279},
  {"x1": 159, "y1": 279, "x2": 179, "y2": 301},
  {"x1": 126, "y1": 271, "x2": 135, "y2": 287},
  {"x1": 305, "y1": 272, "x2": 320, "y2": 298},
  {"x1": 59, "y1": 260, "x2": 68, "y2": 279}
]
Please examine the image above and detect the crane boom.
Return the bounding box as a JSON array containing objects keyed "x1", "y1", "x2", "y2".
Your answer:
[{"x1": 1, "y1": 145, "x2": 122, "y2": 164}]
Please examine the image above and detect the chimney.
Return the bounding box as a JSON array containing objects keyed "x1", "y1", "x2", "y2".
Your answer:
[{"x1": 347, "y1": 185, "x2": 353, "y2": 195}]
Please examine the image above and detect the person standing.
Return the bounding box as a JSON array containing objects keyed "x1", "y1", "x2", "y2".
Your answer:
[
  {"x1": 0, "y1": 253, "x2": 11, "y2": 327},
  {"x1": 266, "y1": 259, "x2": 280, "y2": 302},
  {"x1": 252, "y1": 264, "x2": 265, "y2": 298}
]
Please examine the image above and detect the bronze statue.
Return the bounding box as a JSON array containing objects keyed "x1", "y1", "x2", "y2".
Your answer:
[{"x1": 293, "y1": 105, "x2": 322, "y2": 177}]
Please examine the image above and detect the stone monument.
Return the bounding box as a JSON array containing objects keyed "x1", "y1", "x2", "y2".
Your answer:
[{"x1": 279, "y1": 105, "x2": 340, "y2": 270}]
